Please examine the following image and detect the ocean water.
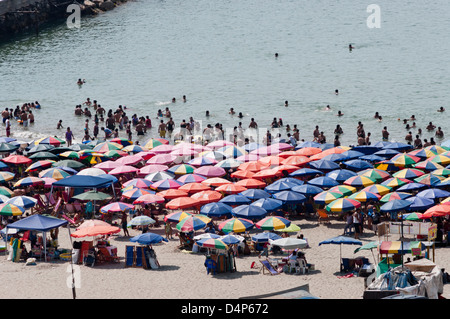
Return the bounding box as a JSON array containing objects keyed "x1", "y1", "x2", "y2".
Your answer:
[{"x1": 0, "y1": 0, "x2": 450, "y2": 146}]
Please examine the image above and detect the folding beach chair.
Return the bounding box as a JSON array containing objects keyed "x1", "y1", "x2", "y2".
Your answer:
[
  {"x1": 97, "y1": 247, "x2": 120, "y2": 263},
  {"x1": 125, "y1": 245, "x2": 135, "y2": 267},
  {"x1": 259, "y1": 259, "x2": 280, "y2": 275},
  {"x1": 317, "y1": 209, "x2": 330, "y2": 224}
]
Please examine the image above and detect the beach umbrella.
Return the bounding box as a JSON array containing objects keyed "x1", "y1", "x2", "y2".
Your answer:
[
  {"x1": 13, "y1": 177, "x2": 45, "y2": 188},
  {"x1": 264, "y1": 180, "x2": 297, "y2": 193},
  {"x1": 200, "y1": 150, "x2": 227, "y2": 161},
  {"x1": 71, "y1": 225, "x2": 121, "y2": 238},
  {"x1": 381, "y1": 177, "x2": 412, "y2": 188},
  {"x1": 100, "y1": 202, "x2": 134, "y2": 214},
  {"x1": 151, "y1": 179, "x2": 184, "y2": 191},
  {"x1": 430, "y1": 155, "x2": 450, "y2": 166},
  {"x1": 431, "y1": 168, "x2": 450, "y2": 177},
  {"x1": 414, "y1": 173, "x2": 444, "y2": 186},
  {"x1": 250, "y1": 198, "x2": 283, "y2": 212},
  {"x1": 405, "y1": 196, "x2": 435, "y2": 211},
  {"x1": 235, "y1": 178, "x2": 266, "y2": 189},
  {"x1": 72, "y1": 191, "x2": 112, "y2": 201},
  {"x1": 217, "y1": 146, "x2": 247, "y2": 158},
  {"x1": 58, "y1": 151, "x2": 81, "y2": 159},
  {"x1": 269, "y1": 238, "x2": 308, "y2": 250},
  {"x1": 326, "y1": 198, "x2": 361, "y2": 213},
  {"x1": 28, "y1": 151, "x2": 59, "y2": 161},
  {"x1": 166, "y1": 197, "x2": 200, "y2": 210},
  {"x1": 291, "y1": 184, "x2": 323, "y2": 197},
  {"x1": 343, "y1": 176, "x2": 376, "y2": 187},
  {"x1": 422, "y1": 204, "x2": 450, "y2": 218},
  {"x1": 319, "y1": 235, "x2": 362, "y2": 271},
  {"x1": 138, "y1": 165, "x2": 169, "y2": 177},
  {"x1": 313, "y1": 191, "x2": 344, "y2": 204},
  {"x1": 281, "y1": 155, "x2": 310, "y2": 166},
  {"x1": 77, "y1": 167, "x2": 106, "y2": 177},
  {"x1": 408, "y1": 148, "x2": 436, "y2": 160},
  {"x1": 6, "y1": 196, "x2": 37, "y2": 209},
  {"x1": 74, "y1": 219, "x2": 109, "y2": 229},
  {"x1": 194, "y1": 233, "x2": 221, "y2": 241},
  {"x1": 358, "y1": 168, "x2": 391, "y2": 182},
  {"x1": 340, "y1": 150, "x2": 366, "y2": 161},
  {"x1": 176, "y1": 174, "x2": 206, "y2": 184},
  {"x1": 179, "y1": 182, "x2": 211, "y2": 194},
  {"x1": 348, "y1": 190, "x2": 381, "y2": 202},
  {"x1": 294, "y1": 146, "x2": 321, "y2": 156},
  {"x1": 158, "y1": 189, "x2": 189, "y2": 200},
  {"x1": 239, "y1": 188, "x2": 271, "y2": 200},
  {"x1": 167, "y1": 164, "x2": 195, "y2": 175},
  {"x1": 374, "y1": 148, "x2": 401, "y2": 158},
  {"x1": 0, "y1": 171, "x2": 15, "y2": 183},
  {"x1": 0, "y1": 186, "x2": 13, "y2": 197},
  {"x1": 401, "y1": 212, "x2": 424, "y2": 221},
  {"x1": 114, "y1": 154, "x2": 143, "y2": 165},
  {"x1": 122, "y1": 145, "x2": 145, "y2": 154},
  {"x1": 69, "y1": 143, "x2": 93, "y2": 151},
  {"x1": 122, "y1": 178, "x2": 153, "y2": 189},
  {"x1": 200, "y1": 202, "x2": 233, "y2": 218},
  {"x1": 359, "y1": 154, "x2": 385, "y2": 162},
  {"x1": 176, "y1": 216, "x2": 207, "y2": 232},
  {"x1": 308, "y1": 159, "x2": 340, "y2": 171},
  {"x1": 295, "y1": 141, "x2": 321, "y2": 149},
  {"x1": 218, "y1": 218, "x2": 254, "y2": 233},
  {"x1": 194, "y1": 166, "x2": 226, "y2": 178},
  {"x1": 108, "y1": 165, "x2": 139, "y2": 176},
  {"x1": 207, "y1": 140, "x2": 235, "y2": 150},
  {"x1": 390, "y1": 154, "x2": 421, "y2": 168},
  {"x1": 255, "y1": 216, "x2": 291, "y2": 231},
  {"x1": 92, "y1": 141, "x2": 123, "y2": 153},
  {"x1": 164, "y1": 211, "x2": 193, "y2": 223},
  {"x1": 326, "y1": 169, "x2": 357, "y2": 183},
  {"x1": 0, "y1": 203, "x2": 25, "y2": 216},
  {"x1": 380, "y1": 192, "x2": 412, "y2": 203},
  {"x1": 143, "y1": 138, "x2": 165, "y2": 150},
  {"x1": 416, "y1": 188, "x2": 450, "y2": 200},
  {"x1": 191, "y1": 190, "x2": 223, "y2": 204},
  {"x1": 307, "y1": 176, "x2": 339, "y2": 188},
  {"x1": 109, "y1": 138, "x2": 133, "y2": 147},
  {"x1": 133, "y1": 194, "x2": 165, "y2": 205},
  {"x1": 278, "y1": 223, "x2": 301, "y2": 233},
  {"x1": 0, "y1": 142, "x2": 19, "y2": 153},
  {"x1": 52, "y1": 160, "x2": 85, "y2": 169},
  {"x1": 396, "y1": 182, "x2": 427, "y2": 193},
  {"x1": 231, "y1": 204, "x2": 268, "y2": 220},
  {"x1": 230, "y1": 170, "x2": 255, "y2": 179},
  {"x1": 127, "y1": 215, "x2": 156, "y2": 227},
  {"x1": 343, "y1": 159, "x2": 373, "y2": 171},
  {"x1": 196, "y1": 238, "x2": 229, "y2": 250},
  {"x1": 361, "y1": 184, "x2": 392, "y2": 196},
  {"x1": 202, "y1": 177, "x2": 232, "y2": 187},
  {"x1": 251, "y1": 232, "x2": 282, "y2": 243},
  {"x1": 238, "y1": 161, "x2": 269, "y2": 172},
  {"x1": 219, "y1": 234, "x2": 244, "y2": 245},
  {"x1": 374, "y1": 160, "x2": 400, "y2": 172},
  {"x1": 219, "y1": 194, "x2": 251, "y2": 206},
  {"x1": 188, "y1": 157, "x2": 218, "y2": 166},
  {"x1": 144, "y1": 171, "x2": 175, "y2": 183},
  {"x1": 215, "y1": 184, "x2": 247, "y2": 195},
  {"x1": 146, "y1": 153, "x2": 178, "y2": 165},
  {"x1": 27, "y1": 144, "x2": 55, "y2": 154},
  {"x1": 289, "y1": 168, "x2": 323, "y2": 178},
  {"x1": 122, "y1": 188, "x2": 154, "y2": 200},
  {"x1": 243, "y1": 142, "x2": 262, "y2": 153},
  {"x1": 2, "y1": 155, "x2": 32, "y2": 165},
  {"x1": 130, "y1": 232, "x2": 167, "y2": 245},
  {"x1": 272, "y1": 190, "x2": 306, "y2": 204},
  {"x1": 38, "y1": 167, "x2": 70, "y2": 180},
  {"x1": 253, "y1": 167, "x2": 284, "y2": 179},
  {"x1": 328, "y1": 185, "x2": 357, "y2": 196},
  {"x1": 215, "y1": 159, "x2": 243, "y2": 170},
  {"x1": 382, "y1": 142, "x2": 413, "y2": 152},
  {"x1": 380, "y1": 199, "x2": 411, "y2": 213},
  {"x1": 414, "y1": 160, "x2": 444, "y2": 171},
  {"x1": 321, "y1": 153, "x2": 347, "y2": 162}
]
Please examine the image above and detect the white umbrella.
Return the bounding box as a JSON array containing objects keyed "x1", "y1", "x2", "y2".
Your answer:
[
  {"x1": 269, "y1": 238, "x2": 308, "y2": 250},
  {"x1": 77, "y1": 168, "x2": 106, "y2": 176},
  {"x1": 193, "y1": 233, "x2": 221, "y2": 241},
  {"x1": 128, "y1": 215, "x2": 156, "y2": 227}
]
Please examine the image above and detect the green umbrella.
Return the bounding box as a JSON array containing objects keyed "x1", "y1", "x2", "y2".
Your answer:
[
  {"x1": 29, "y1": 151, "x2": 59, "y2": 160},
  {"x1": 52, "y1": 160, "x2": 85, "y2": 169},
  {"x1": 72, "y1": 191, "x2": 112, "y2": 201},
  {"x1": 354, "y1": 241, "x2": 379, "y2": 264}
]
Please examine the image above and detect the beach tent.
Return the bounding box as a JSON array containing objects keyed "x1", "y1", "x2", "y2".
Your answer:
[
  {"x1": 6, "y1": 214, "x2": 68, "y2": 261},
  {"x1": 52, "y1": 175, "x2": 115, "y2": 197},
  {"x1": 318, "y1": 235, "x2": 362, "y2": 271}
]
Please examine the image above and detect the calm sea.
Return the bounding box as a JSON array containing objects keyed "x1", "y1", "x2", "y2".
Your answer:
[{"x1": 1, "y1": 0, "x2": 450, "y2": 147}]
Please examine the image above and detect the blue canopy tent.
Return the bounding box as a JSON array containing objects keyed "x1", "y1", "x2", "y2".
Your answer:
[
  {"x1": 6, "y1": 214, "x2": 68, "y2": 261},
  {"x1": 318, "y1": 235, "x2": 362, "y2": 271},
  {"x1": 51, "y1": 175, "x2": 115, "y2": 198}
]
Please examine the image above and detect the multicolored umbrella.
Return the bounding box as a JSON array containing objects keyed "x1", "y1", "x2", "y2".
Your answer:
[
  {"x1": 430, "y1": 155, "x2": 450, "y2": 165},
  {"x1": 34, "y1": 136, "x2": 64, "y2": 146},
  {"x1": 144, "y1": 171, "x2": 175, "y2": 182},
  {"x1": 25, "y1": 160, "x2": 54, "y2": 172},
  {"x1": 151, "y1": 179, "x2": 184, "y2": 191},
  {"x1": 0, "y1": 203, "x2": 25, "y2": 216},
  {"x1": 381, "y1": 177, "x2": 411, "y2": 188},
  {"x1": 358, "y1": 168, "x2": 391, "y2": 182},
  {"x1": 217, "y1": 146, "x2": 247, "y2": 158},
  {"x1": 0, "y1": 171, "x2": 15, "y2": 183},
  {"x1": 380, "y1": 192, "x2": 412, "y2": 203},
  {"x1": 59, "y1": 151, "x2": 81, "y2": 159},
  {"x1": 13, "y1": 177, "x2": 45, "y2": 188},
  {"x1": 122, "y1": 187, "x2": 154, "y2": 200},
  {"x1": 122, "y1": 178, "x2": 153, "y2": 189},
  {"x1": 218, "y1": 217, "x2": 254, "y2": 233},
  {"x1": 326, "y1": 198, "x2": 361, "y2": 213},
  {"x1": 348, "y1": 190, "x2": 381, "y2": 202},
  {"x1": 127, "y1": 215, "x2": 156, "y2": 227},
  {"x1": 122, "y1": 145, "x2": 145, "y2": 154},
  {"x1": 390, "y1": 154, "x2": 421, "y2": 167},
  {"x1": 215, "y1": 159, "x2": 243, "y2": 170},
  {"x1": 143, "y1": 138, "x2": 166, "y2": 150},
  {"x1": 196, "y1": 238, "x2": 228, "y2": 250},
  {"x1": 0, "y1": 186, "x2": 14, "y2": 197},
  {"x1": 314, "y1": 191, "x2": 344, "y2": 204},
  {"x1": 393, "y1": 168, "x2": 425, "y2": 179},
  {"x1": 167, "y1": 164, "x2": 196, "y2": 175},
  {"x1": 255, "y1": 216, "x2": 291, "y2": 230},
  {"x1": 164, "y1": 211, "x2": 194, "y2": 223},
  {"x1": 414, "y1": 160, "x2": 444, "y2": 171},
  {"x1": 100, "y1": 202, "x2": 134, "y2": 214},
  {"x1": 176, "y1": 216, "x2": 207, "y2": 232},
  {"x1": 6, "y1": 196, "x2": 37, "y2": 209},
  {"x1": 362, "y1": 184, "x2": 392, "y2": 196},
  {"x1": 414, "y1": 173, "x2": 444, "y2": 186},
  {"x1": 328, "y1": 185, "x2": 357, "y2": 196},
  {"x1": 188, "y1": 157, "x2": 218, "y2": 166},
  {"x1": 110, "y1": 138, "x2": 133, "y2": 147},
  {"x1": 38, "y1": 167, "x2": 70, "y2": 180},
  {"x1": 343, "y1": 175, "x2": 376, "y2": 187},
  {"x1": 176, "y1": 174, "x2": 206, "y2": 184},
  {"x1": 431, "y1": 168, "x2": 450, "y2": 177},
  {"x1": 92, "y1": 141, "x2": 123, "y2": 153},
  {"x1": 401, "y1": 212, "x2": 423, "y2": 221}
]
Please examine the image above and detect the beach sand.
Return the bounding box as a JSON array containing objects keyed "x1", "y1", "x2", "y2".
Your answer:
[{"x1": 1, "y1": 214, "x2": 449, "y2": 300}]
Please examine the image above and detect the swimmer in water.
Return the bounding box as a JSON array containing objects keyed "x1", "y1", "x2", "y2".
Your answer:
[
  {"x1": 183, "y1": 95, "x2": 186, "y2": 102},
  {"x1": 205, "y1": 110, "x2": 210, "y2": 117},
  {"x1": 438, "y1": 106, "x2": 445, "y2": 112},
  {"x1": 325, "y1": 105, "x2": 331, "y2": 111},
  {"x1": 285, "y1": 101, "x2": 288, "y2": 107},
  {"x1": 229, "y1": 108, "x2": 235, "y2": 115},
  {"x1": 335, "y1": 89, "x2": 339, "y2": 95},
  {"x1": 77, "y1": 79, "x2": 85, "y2": 85},
  {"x1": 337, "y1": 110, "x2": 343, "y2": 117},
  {"x1": 275, "y1": 53, "x2": 278, "y2": 58},
  {"x1": 172, "y1": 97, "x2": 176, "y2": 103}
]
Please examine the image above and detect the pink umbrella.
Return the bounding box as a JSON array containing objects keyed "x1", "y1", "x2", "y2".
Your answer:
[
  {"x1": 150, "y1": 144, "x2": 174, "y2": 154},
  {"x1": 108, "y1": 165, "x2": 139, "y2": 175},
  {"x1": 176, "y1": 174, "x2": 207, "y2": 183},
  {"x1": 146, "y1": 154, "x2": 178, "y2": 165},
  {"x1": 170, "y1": 148, "x2": 199, "y2": 157},
  {"x1": 236, "y1": 154, "x2": 261, "y2": 162},
  {"x1": 133, "y1": 194, "x2": 165, "y2": 205},
  {"x1": 269, "y1": 143, "x2": 294, "y2": 152},
  {"x1": 115, "y1": 154, "x2": 143, "y2": 166},
  {"x1": 138, "y1": 164, "x2": 169, "y2": 177},
  {"x1": 194, "y1": 166, "x2": 226, "y2": 177},
  {"x1": 94, "y1": 161, "x2": 122, "y2": 172},
  {"x1": 76, "y1": 219, "x2": 111, "y2": 230},
  {"x1": 188, "y1": 157, "x2": 218, "y2": 166},
  {"x1": 207, "y1": 140, "x2": 235, "y2": 150},
  {"x1": 42, "y1": 177, "x2": 57, "y2": 187},
  {"x1": 250, "y1": 146, "x2": 281, "y2": 156},
  {"x1": 135, "y1": 152, "x2": 154, "y2": 161}
]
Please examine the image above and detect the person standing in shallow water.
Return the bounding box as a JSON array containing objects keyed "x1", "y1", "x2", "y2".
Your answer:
[{"x1": 65, "y1": 127, "x2": 74, "y2": 146}]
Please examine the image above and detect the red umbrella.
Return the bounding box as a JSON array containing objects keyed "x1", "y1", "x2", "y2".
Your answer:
[
  {"x1": 295, "y1": 147, "x2": 322, "y2": 157},
  {"x1": 133, "y1": 194, "x2": 165, "y2": 205},
  {"x1": 191, "y1": 190, "x2": 223, "y2": 204},
  {"x1": 2, "y1": 155, "x2": 32, "y2": 165},
  {"x1": 281, "y1": 156, "x2": 310, "y2": 166},
  {"x1": 237, "y1": 161, "x2": 270, "y2": 172},
  {"x1": 178, "y1": 182, "x2": 211, "y2": 194},
  {"x1": 422, "y1": 204, "x2": 450, "y2": 218},
  {"x1": 252, "y1": 167, "x2": 282, "y2": 179},
  {"x1": 230, "y1": 170, "x2": 255, "y2": 179},
  {"x1": 166, "y1": 197, "x2": 200, "y2": 210},
  {"x1": 158, "y1": 189, "x2": 189, "y2": 200},
  {"x1": 215, "y1": 184, "x2": 247, "y2": 195},
  {"x1": 235, "y1": 178, "x2": 266, "y2": 189}
]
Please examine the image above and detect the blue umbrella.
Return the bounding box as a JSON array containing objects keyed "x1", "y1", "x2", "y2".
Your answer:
[
  {"x1": 318, "y1": 235, "x2": 362, "y2": 271},
  {"x1": 220, "y1": 234, "x2": 243, "y2": 245},
  {"x1": 291, "y1": 184, "x2": 324, "y2": 196},
  {"x1": 319, "y1": 144, "x2": 335, "y2": 151},
  {"x1": 272, "y1": 190, "x2": 307, "y2": 204},
  {"x1": 309, "y1": 159, "x2": 340, "y2": 171},
  {"x1": 265, "y1": 180, "x2": 298, "y2": 193},
  {"x1": 276, "y1": 177, "x2": 304, "y2": 186},
  {"x1": 295, "y1": 141, "x2": 321, "y2": 149},
  {"x1": 239, "y1": 189, "x2": 271, "y2": 200},
  {"x1": 289, "y1": 168, "x2": 323, "y2": 178},
  {"x1": 380, "y1": 199, "x2": 412, "y2": 213},
  {"x1": 343, "y1": 159, "x2": 373, "y2": 171},
  {"x1": 416, "y1": 188, "x2": 450, "y2": 200},
  {"x1": 405, "y1": 196, "x2": 435, "y2": 211},
  {"x1": 372, "y1": 141, "x2": 392, "y2": 149},
  {"x1": 219, "y1": 194, "x2": 251, "y2": 206},
  {"x1": 130, "y1": 233, "x2": 168, "y2": 245},
  {"x1": 326, "y1": 169, "x2": 357, "y2": 183},
  {"x1": 321, "y1": 153, "x2": 347, "y2": 162},
  {"x1": 374, "y1": 149, "x2": 401, "y2": 158},
  {"x1": 397, "y1": 182, "x2": 427, "y2": 192},
  {"x1": 250, "y1": 198, "x2": 283, "y2": 212},
  {"x1": 382, "y1": 142, "x2": 413, "y2": 152},
  {"x1": 200, "y1": 202, "x2": 233, "y2": 218},
  {"x1": 307, "y1": 176, "x2": 339, "y2": 188},
  {"x1": 231, "y1": 205, "x2": 268, "y2": 220},
  {"x1": 252, "y1": 232, "x2": 282, "y2": 243},
  {"x1": 359, "y1": 154, "x2": 385, "y2": 162},
  {"x1": 350, "y1": 145, "x2": 380, "y2": 155},
  {"x1": 340, "y1": 150, "x2": 366, "y2": 161}
]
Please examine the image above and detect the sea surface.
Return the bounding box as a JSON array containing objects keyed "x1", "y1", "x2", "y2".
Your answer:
[{"x1": 1, "y1": 0, "x2": 450, "y2": 146}]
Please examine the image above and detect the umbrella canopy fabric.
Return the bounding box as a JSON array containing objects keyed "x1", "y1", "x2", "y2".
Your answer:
[
  {"x1": 219, "y1": 194, "x2": 251, "y2": 206},
  {"x1": 307, "y1": 176, "x2": 339, "y2": 188},
  {"x1": 158, "y1": 189, "x2": 189, "y2": 200},
  {"x1": 219, "y1": 234, "x2": 244, "y2": 245},
  {"x1": 235, "y1": 178, "x2": 266, "y2": 189},
  {"x1": 269, "y1": 238, "x2": 308, "y2": 250},
  {"x1": 218, "y1": 218, "x2": 254, "y2": 233},
  {"x1": 166, "y1": 197, "x2": 200, "y2": 209},
  {"x1": 343, "y1": 159, "x2": 373, "y2": 171},
  {"x1": 343, "y1": 176, "x2": 376, "y2": 187},
  {"x1": 319, "y1": 235, "x2": 362, "y2": 246},
  {"x1": 151, "y1": 179, "x2": 184, "y2": 191},
  {"x1": 0, "y1": 203, "x2": 25, "y2": 216},
  {"x1": 190, "y1": 190, "x2": 223, "y2": 204},
  {"x1": 380, "y1": 192, "x2": 412, "y2": 203},
  {"x1": 405, "y1": 196, "x2": 435, "y2": 211},
  {"x1": 179, "y1": 182, "x2": 211, "y2": 194},
  {"x1": 240, "y1": 188, "x2": 271, "y2": 200},
  {"x1": 200, "y1": 202, "x2": 233, "y2": 218},
  {"x1": 326, "y1": 198, "x2": 361, "y2": 213},
  {"x1": 272, "y1": 190, "x2": 307, "y2": 204},
  {"x1": 193, "y1": 166, "x2": 226, "y2": 177},
  {"x1": 291, "y1": 184, "x2": 323, "y2": 196},
  {"x1": 13, "y1": 177, "x2": 45, "y2": 188},
  {"x1": 176, "y1": 216, "x2": 207, "y2": 232},
  {"x1": 231, "y1": 204, "x2": 268, "y2": 220},
  {"x1": 314, "y1": 191, "x2": 344, "y2": 204},
  {"x1": 215, "y1": 184, "x2": 247, "y2": 195},
  {"x1": 196, "y1": 238, "x2": 229, "y2": 250},
  {"x1": 6, "y1": 196, "x2": 37, "y2": 209},
  {"x1": 176, "y1": 174, "x2": 207, "y2": 184},
  {"x1": 7, "y1": 214, "x2": 67, "y2": 232},
  {"x1": 348, "y1": 190, "x2": 381, "y2": 202},
  {"x1": 326, "y1": 169, "x2": 357, "y2": 183},
  {"x1": 38, "y1": 168, "x2": 70, "y2": 180},
  {"x1": 328, "y1": 185, "x2": 357, "y2": 196},
  {"x1": 72, "y1": 191, "x2": 112, "y2": 201},
  {"x1": 133, "y1": 194, "x2": 165, "y2": 205},
  {"x1": 128, "y1": 216, "x2": 156, "y2": 226},
  {"x1": 251, "y1": 232, "x2": 283, "y2": 243},
  {"x1": 100, "y1": 202, "x2": 134, "y2": 214},
  {"x1": 130, "y1": 232, "x2": 168, "y2": 245},
  {"x1": 380, "y1": 199, "x2": 411, "y2": 213},
  {"x1": 255, "y1": 216, "x2": 291, "y2": 230},
  {"x1": 289, "y1": 168, "x2": 323, "y2": 177},
  {"x1": 250, "y1": 198, "x2": 283, "y2": 212},
  {"x1": 71, "y1": 225, "x2": 121, "y2": 238},
  {"x1": 416, "y1": 188, "x2": 450, "y2": 200},
  {"x1": 144, "y1": 171, "x2": 175, "y2": 182}
]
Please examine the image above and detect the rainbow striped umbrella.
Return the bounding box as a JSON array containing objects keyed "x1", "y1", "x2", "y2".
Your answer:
[
  {"x1": 362, "y1": 184, "x2": 392, "y2": 196},
  {"x1": 314, "y1": 191, "x2": 344, "y2": 204},
  {"x1": 92, "y1": 142, "x2": 123, "y2": 153},
  {"x1": 408, "y1": 148, "x2": 438, "y2": 160},
  {"x1": 217, "y1": 146, "x2": 247, "y2": 158},
  {"x1": 328, "y1": 185, "x2": 357, "y2": 196},
  {"x1": 38, "y1": 168, "x2": 70, "y2": 180},
  {"x1": 122, "y1": 187, "x2": 154, "y2": 200},
  {"x1": 59, "y1": 151, "x2": 81, "y2": 159},
  {"x1": 390, "y1": 154, "x2": 421, "y2": 167},
  {"x1": 326, "y1": 198, "x2": 361, "y2": 213},
  {"x1": 431, "y1": 168, "x2": 450, "y2": 177},
  {"x1": 167, "y1": 164, "x2": 196, "y2": 175},
  {"x1": 358, "y1": 168, "x2": 391, "y2": 182},
  {"x1": 151, "y1": 179, "x2": 184, "y2": 191},
  {"x1": 176, "y1": 216, "x2": 207, "y2": 232},
  {"x1": 25, "y1": 160, "x2": 54, "y2": 172},
  {"x1": 380, "y1": 192, "x2": 412, "y2": 203},
  {"x1": 100, "y1": 202, "x2": 135, "y2": 214},
  {"x1": 393, "y1": 168, "x2": 425, "y2": 179},
  {"x1": 34, "y1": 136, "x2": 64, "y2": 146},
  {"x1": 6, "y1": 196, "x2": 37, "y2": 209},
  {"x1": 425, "y1": 145, "x2": 448, "y2": 154},
  {"x1": 196, "y1": 238, "x2": 228, "y2": 250},
  {"x1": 348, "y1": 190, "x2": 381, "y2": 202},
  {"x1": 255, "y1": 216, "x2": 291, "y2": 231},
  {"x1": 0, "y1": 186, "x2": 13, "y2": 197},
  {"x1": 430, "y1": 155, "x2": 450, "y2": 165},
  {"x1": 103, "y1": 150, "x2": 129, "y2": 159},
  {"x1": 122, "y1": 178, "x2": 153, "y2": 189},
  {"x1": 218, "y1": 217, "x2": 254, "y2": 233},
  {"x1": 414, "y1": 160, "x2": 444, "y2": 171},
  {"x1": 13, "y1": 177, "x2": 45, "y2": 188},
  {"x1": 381, "y1": 177, "x2": 411, "y2": 188},
  {"x1": 164, "y1": 211, "x2": 193, "y2": 223},
  {"x1": 414, "y1": 173, "x2": 444, "y2": 186},
  {"x1": 143, "y1": 138, "x2": 169, "y2": 150},
  {"x1": 0, "y1": 203, "x2": 25, "y2": 216},
  {"x1": 0, "y1": 171, "x2": 15, "y2": 182},
  {"x1": 110, "y1": 138, "x2": 133, "y2": 147},
  {"x1": 122, "y1": 145, "x2": 145, "y2": 154},
  {"x1": 343, "y1": 176, "x2": 376, "y2": 187}
]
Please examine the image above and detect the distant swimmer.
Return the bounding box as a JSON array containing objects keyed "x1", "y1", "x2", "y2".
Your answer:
[
  {"x1": 183, "y1": 95, "x2": 187, "y2": 102},
  {"x1": 335, "y1": 89, "x2": 339, "y2": 95},
  {"x1": 285, "y1": 101, "x2": 288, "y2": 107},
  {"x1": 349, "y1": 44, "x2": 354, "y2": 51},
  {"x1": 238, "y1": 112, "x2": 243, "y2": 119},
  {"x1": 172, "y1": 97, "x2": 176, "y2": 103},
  {"x1": 426, "y1": 122, "x2": 436, "y2": 131},
  {"x1": 438, "y1": 106, "x2": 446, "y2": 112},
  {"x1": 205, "y1": 110, "x2": 210, "y2": 117},
  {"x1": 229, "y1": 108, "x2": 235, "y2": 115},
  {"x1": 275, "y1": 53, "x2": 279, "y2": 58},
  {"x1": 77, "y1": 79, "x2": 85, "y2": 85},
  {"x1": 325, "y1": 105, "x2": 331, "y2": 111},
  {"x1": 337, "y1": 110, "x2": 343, "y2": 116}
]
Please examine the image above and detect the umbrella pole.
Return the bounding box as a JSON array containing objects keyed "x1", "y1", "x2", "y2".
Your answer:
[{"x1": 401, "y1": 209, "x2": 404, "y2": 268}]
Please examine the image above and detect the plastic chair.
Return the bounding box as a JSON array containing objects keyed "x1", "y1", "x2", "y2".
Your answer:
[
  {"x1": 97, "y1": 247, "x2": 120, "y2": 263},
  {"x1": 296, "y1": 259, "x2": 307, "y2": 274},
  {"x1": 317, "y1": 209, "x2": 330, "y2": 224}
]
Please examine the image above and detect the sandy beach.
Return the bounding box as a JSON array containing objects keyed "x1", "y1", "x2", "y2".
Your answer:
[{"x1": 1, "y1": 213, "x2": 449, "y2": 300}]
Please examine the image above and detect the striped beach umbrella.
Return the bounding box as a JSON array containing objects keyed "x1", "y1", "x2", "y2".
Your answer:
[
  {"x1": 92, "y1": 141, "x2": 123, "y2": 153},
  {"x1": 122, "y1": 178, "x2": 153, "y2": 189},
  {"x1": 255, "y1": 216, "x2": 291, "y2": 231},
  {"x1": 164, "y1": 211, "x2": 193, "y2": 223},
  {"x1": 0, "y1": 203, "x2": 25, "y2": 216},
  {"x1": 122, "y1": 187, "x2": 155, "y2": 200},
  {"x1": 59, "y1": 151, "x2": 81, "y2": 159},
  {"x1": 196, "y1": 238, "x2": 228, "y2": 250},
  {"x1": 314, "y1": 191, "x2": 344, "y2": 204},
  {"x1": 218, "y1": 218, "x2": 254, "y2": 233},
  {"x1": 13, "y1": 177, "x2": 45, "y2": 188},
  {"x1": 390, "y1": 154, "x2": 421, "y2": 167},
  {"x1": 176, "y1": 174, "x2": 206, "y2": 184},
  {"x1": 326, "y1": 198, "x2": 361, "y2": 213},
  {"x1": 380, "y1": 192, "x2": 412, "y2": 203},
  {"x1": 348, "y1": 190, "x2": 381, "y2": 202},
  {"x1": 414, "y1": 173, "x2": 444, "y2": 186},
  {"x1": 414, "y1": 160, "x2": 444, "y2": 171},
  {"x1": 431, "y1": 168, "x2": 450, "y2": 177},
  {"x1": 430, "y1": 155, "x2": 450, "y2": 165},
  {"x1": 0, "y1": 186, "x2": 14, "y2": 197},
  {"x1": 110, "y1": 138, "x2": 133, "y2": 147},
  {"x1": 6, "y1": 196, "x2": 37, "y2": 209},
  {"x1": 145, "y1": 170, "x2": 175, "y2": 183},
  {"x1": 362, "y1": 184, "x2": 392, "y2": 196},
  {"x1": 393, "y1": 168, "x2": 425, "y2": 179},
  {"x1": 0, "y1": 171, "x2": 15, "y2": 183},
  {"x1": 167, "y1": 164, "x2": 196, "y2": 175},
  {"x1": 122, "y1": 145, "x2": 145, "y2": 154},
  {"x1": 343, "y1": 176, "x2": 376, "y2": 187},
  {"x1": 188, "y1": 157, "x2": 218, "y2": 166},
  {"x1": 358, "y1": 168, "x2": 391, "y2": 182},
  {"x1": 34, "y1": 136, "x2": 64, "y2": 146},
  {"x1": 381, "y1": 177, "x2": 412, "y2": 188},
  {"x1": 100, "y1": 202, "x2": 135, "y2": 214},
  {"x1": 143, "y1": 138, "x2": 165, "y2": 150},
  {"x1": 176, "y1": 216, "x2": 207, "y2": 232},
  {"x1": 328, "y1": 185, "x2": 357, "y2": 196},
  {"x1": 38, "y1": 167, "x2": 70, "y2": 180},
  {"x1": 217, "y1": 146, "x2": 247, "y2": 158},
  {"x1": 25, "y1": 160, "x2": 54, "y2": 172}
]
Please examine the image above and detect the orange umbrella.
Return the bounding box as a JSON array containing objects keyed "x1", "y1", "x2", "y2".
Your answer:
[
  {"x1": 237, "y1": 161, "x2": 269, "y2": 172},
  {"x1": 281, "y1": 155, "x2": 310, "y2": 166},
  {"x1": 258, "y1": 155, "x2": 282, "y2": 166},
  {"x1": 274, "y1": 164, "x2": 300, "y2": 173},
  {"x1": 71, "y1": 225, "x2": 121, "y2": 238},
  {"x1": 422, "y1": 203, "x2": 450, "y2": 218},
  {"x1": 278, "y1": 151, "x2": 300, "y2": 158},
  {"x1": 215, "y1": 184, "x2": 247, "y2": 194},
  {"x1": 166, "y1": 197, "x2": 200, "y2": 210},
  {"x1": 201, "y1": 177, "x2": 232, "y2": 187},
  {"x1": 309, "y1": 147, "x2": 347, "y2": 161},
  {"x1": 158, "y1": 189, "x2": 189, "y2": 200},
  {"x1": 230, "y1": 170, "x2": 255, "y2": 179},
  {"x1": 178, "y1": 182, "x2": 211, "y2": 194},
  {"x1": 191, "y1": 190, "x2": 223, "y2": 204},
  {"x1": 253, "y1": 167, "x2": 283, "y2": 179},
  {"x1": 295, "y1": 147, "x2": 322, "y2": 157},
  {"x1": 235, "y1": 178, "x2": 266, "y2": 189}
]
